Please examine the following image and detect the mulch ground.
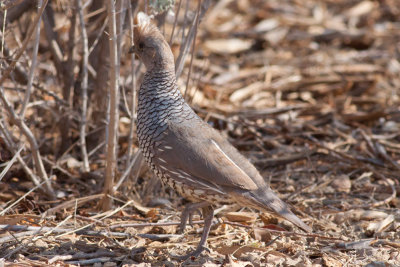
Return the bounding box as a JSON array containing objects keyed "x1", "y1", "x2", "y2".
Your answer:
[{"x1": 1, "y1": 0, "x2": 400, "y2": 266}]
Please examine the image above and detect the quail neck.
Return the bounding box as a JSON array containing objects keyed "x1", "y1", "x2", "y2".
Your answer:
[{"x1": 137, "y1": 68, "x2": 197, "y2": 155}]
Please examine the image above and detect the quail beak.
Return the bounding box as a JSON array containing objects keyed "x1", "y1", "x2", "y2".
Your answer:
[{"x1": 128, "y1": 45, "x2": 137, "y2": 54}]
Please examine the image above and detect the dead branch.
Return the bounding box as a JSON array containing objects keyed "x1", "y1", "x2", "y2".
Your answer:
[
  {"x1": 126, "y1": 0, "x2": 137, "y2": 165},
  {"x1": 19, "y1": 0, "x2": 42, "y2": 117},
  {"x1": 100, "y1": 0, "x2": 121, "y2": 211},
  {"x1": 76, "y1": 0, "x2": 90, "y2": 172}
]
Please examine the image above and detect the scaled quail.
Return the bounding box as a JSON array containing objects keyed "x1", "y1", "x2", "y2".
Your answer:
[{"x1": 130, "y1": 12, "x2": 311, "y2": 259}]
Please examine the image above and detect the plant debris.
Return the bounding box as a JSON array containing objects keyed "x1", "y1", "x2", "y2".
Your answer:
[{"x1": 0, "y1": 0, "x2": 400, "y2": 266}]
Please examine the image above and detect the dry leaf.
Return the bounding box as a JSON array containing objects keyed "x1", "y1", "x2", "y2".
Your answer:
[
  {"x1": 204, "y1": 39, "x2": 253, "y2": 54},
  {"x1": 216, "y1": 245, "x2": 268, "y2": 257},
  {"x1": 251, "y1": 228, "x2": 272, "y2": 242},
  {"x1": 145, "y1": 208, "x2": 159, "y2": 219},
  {"x1": 346, "y1": 1, "x2": 376, "y2": 17},
  {"x1": 330, "y1": 174, "x2": 352, "y2": 193},
  {"x1": 365, "y1": 215, "x2": 395, "y2": 236},
  {"x1": 224, "y1": 211, "x2": 258, "y2": 223},
  {"x1": 260, "y1": 213, "x2": 279, "y2": 226},
  {"x1": 323, "y1": 255, "x2": 343, "y2": 267}
]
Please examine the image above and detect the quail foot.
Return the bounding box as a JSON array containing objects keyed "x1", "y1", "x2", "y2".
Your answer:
[{"x1": 130, "y1": 12, "x2": 311, "y2": 260}]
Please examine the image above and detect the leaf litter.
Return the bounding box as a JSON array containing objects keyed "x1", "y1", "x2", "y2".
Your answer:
[{"x1": 1, "y1": 0, "x2": 400, "y2": 266}]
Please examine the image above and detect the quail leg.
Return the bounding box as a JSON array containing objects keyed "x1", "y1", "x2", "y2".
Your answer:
[
  {"x1": 174, "y1": 205, "x2": 214, "y2": 260},
  {"x1": 179, "y1": 201, "x2": 210, "y2": 233}
]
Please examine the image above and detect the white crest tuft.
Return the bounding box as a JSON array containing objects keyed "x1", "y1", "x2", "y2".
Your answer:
[{"x1": 136, "y1": 12, "x2": 151, "y2": 27}]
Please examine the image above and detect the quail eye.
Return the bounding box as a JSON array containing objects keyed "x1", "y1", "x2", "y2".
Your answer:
[{"x1": 138, "y1": 42, "x2": 144, "y2": 49}]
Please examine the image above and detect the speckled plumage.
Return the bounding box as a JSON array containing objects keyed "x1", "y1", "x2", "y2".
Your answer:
[
  {"x1": 131, "y1": 12, "x2": 311, "y2": 259},
  {"x1": 137, "y1": 69, "x2": 233, "y2": 204}
]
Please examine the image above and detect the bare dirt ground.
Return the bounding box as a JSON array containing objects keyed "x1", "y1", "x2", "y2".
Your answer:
[{"x1": 1, "y1": 0, "x2": 400, "y2": 266}]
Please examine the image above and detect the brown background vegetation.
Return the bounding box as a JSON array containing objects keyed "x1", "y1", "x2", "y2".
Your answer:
[{"x1": 0, "y1": 0, "x2": 399, "y2": 266}]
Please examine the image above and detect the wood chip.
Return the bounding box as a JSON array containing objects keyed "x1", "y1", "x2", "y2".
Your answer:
[
  {"x1": 204, "y1": 39, "x2": 253, "y2": 54},
  {"x1": 330, "y1": 174, "x2": 352, "y2": 193},
  {"x1": 224, "y1": 211, "x2": 257, "y2": 223},
  {"x1": 365, "y1": 214, "x2": 395, "y2": 236}
]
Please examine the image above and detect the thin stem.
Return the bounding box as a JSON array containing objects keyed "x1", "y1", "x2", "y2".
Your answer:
[
  {"x1": 76, "y1": 0, "x2": 90, "y2": 172},
  {"x1": 114, "y1": 150, "x2": 141, "y2": 192},
  {"x1": 1, "y1": 10, "x2": 6, "y2": 69},
  {"x1": 126, "y1": 0, "x2": 136, "y2": 165},
  {"x1": 184, "y1": 0, "x2": 201, "y2": 100},
  {"x1": 101, "y1": 0, "x2": 120, "y2": 210},
  {"x1": 168, "y1": 0, "x2": 182, "y2": 44},
  {"x1": 20, "y1": 0, "x2": 42, "y2": 117},
  {"x1": 175, "y1": 0, "x2": 211, "y2": 79},
  {"x1": 0, "y1": 145, "x2": 24, "y2": 182}
]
